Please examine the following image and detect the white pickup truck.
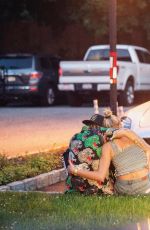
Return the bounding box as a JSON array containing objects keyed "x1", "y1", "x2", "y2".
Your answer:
[{"x1": 58, "y1": 44, "x2": 150, "y2": 106}]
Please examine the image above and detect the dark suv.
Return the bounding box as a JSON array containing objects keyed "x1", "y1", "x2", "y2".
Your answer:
[{"x1": 0, "y1": 54, "x2": 61, "y2": 106}]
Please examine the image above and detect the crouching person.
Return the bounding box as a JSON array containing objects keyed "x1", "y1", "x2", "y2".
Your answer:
[{"x1": 63, "y1": 113, "x2": 115, "y2": 195}]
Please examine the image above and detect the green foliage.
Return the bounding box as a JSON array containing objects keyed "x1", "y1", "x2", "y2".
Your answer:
[
  {"x1": 65, "y1": 0, "x2": 108, "y2": 37},
  {"x1": 0, "y1": 149, "x2": 64, "y2": 186},
  {"x1": 62, "y1": 0, "x2": 150, "y2": 43},
  {"x1": 0, "y1": 154, "x2": 9, "y2": 169},
  {"x1": 117, "y1": 0, "x2": 150, "y2": 37},
  {"x1": 1, "y1": 166, "x2": 17, "y2": 184},
  {"x1": 0, "y1": 0, "x2": 150, "y2": 45},
  {"x1": 27, "y1": 156, "x2": 51, "y2": 172}
]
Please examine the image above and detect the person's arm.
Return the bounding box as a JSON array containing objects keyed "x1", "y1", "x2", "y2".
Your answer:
[
  {"x1": 68, "y1": 142, "x2": 112, "y2": 183},
  {"x1": 112, "y1": 129, "x2": 150, "y2": 152}
]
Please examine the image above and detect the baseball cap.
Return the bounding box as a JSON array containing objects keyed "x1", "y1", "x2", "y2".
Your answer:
[{"x1": 82, "y1": 114, "x2": 104, "y2": 126}]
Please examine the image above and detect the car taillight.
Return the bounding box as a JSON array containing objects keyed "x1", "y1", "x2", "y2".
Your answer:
[
  {"x1": 59, "y1": 67, "x2": 63, "y2": 77},
  {"x1": 29, "y1": 72, "x2": 42, "y2": 89},
  {"x1": 30, "y1": 72, "x2": 42, "y2": 79}
]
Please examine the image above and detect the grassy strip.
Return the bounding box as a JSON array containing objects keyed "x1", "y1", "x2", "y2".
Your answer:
[
  {"x1": 0, "y1": 147, "x2": 66, "y2": 185},
  {"x1": 0, "y1": 192, "x2": 150, "y2": 229}
]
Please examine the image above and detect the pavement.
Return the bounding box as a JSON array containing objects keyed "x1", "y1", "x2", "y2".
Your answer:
[
  {"x1": 41, "y1": 181, "x2": 66, "y2": 193},
  {"x1": 0, "y1": 101, "x2": 144, "y2": 158},
  {"x1": 0, "y1": 106, "x2": 102, "y2": 157}
]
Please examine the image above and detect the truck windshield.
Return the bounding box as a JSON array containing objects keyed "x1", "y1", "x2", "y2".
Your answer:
[
  {"x1": 86, "y1": 48, "x2": 131, "y2": 62},
  {"x1": 86, "y1": 49, "x2": 109, "y2": 61},
  {"x1": 0, "y1": 56, "x2": 33, "y2": 69}
]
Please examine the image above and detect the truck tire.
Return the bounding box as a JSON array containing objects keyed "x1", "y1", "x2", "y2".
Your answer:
[
  {"x1": 120, "y1": 81, "x2": 134, "y2": 106},
  {"x1": 41, "y1": 85, "x2": 56, "y2": 106},
  {"x1": 67, "y1": 93, "x2": 82, "y2": 106}
]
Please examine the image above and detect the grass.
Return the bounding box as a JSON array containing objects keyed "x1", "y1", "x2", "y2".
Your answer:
[
  {"x1": 0, "y1": 192, "x2": 150, "y2": 230},
  {"x1": 1, "y1": 147, "x2": 150, "y2": 229}
]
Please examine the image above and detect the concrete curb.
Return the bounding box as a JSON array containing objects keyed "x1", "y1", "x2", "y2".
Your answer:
[{"x1": 0, "y1": 168, "x2": 67, "y2": 192}]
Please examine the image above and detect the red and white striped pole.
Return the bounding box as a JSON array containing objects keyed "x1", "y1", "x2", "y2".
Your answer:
[{"x1": 109, "y1": 51, "x2": 117, "y2": 85}]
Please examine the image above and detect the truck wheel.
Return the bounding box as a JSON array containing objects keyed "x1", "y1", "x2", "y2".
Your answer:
[
  {"x1": 41, "y1": 86, "x2": 56, "y2": 106},
  {"x1": 120, "y1": 81, "x2": 134, "y2": 106},
  {"x1": 67, "y1": 93, "x2": 82, "y2": 106}
]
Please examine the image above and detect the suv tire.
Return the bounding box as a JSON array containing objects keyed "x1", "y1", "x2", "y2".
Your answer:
[{"x1": 41, "y1": 85, "x2": 56, "y2": 106}]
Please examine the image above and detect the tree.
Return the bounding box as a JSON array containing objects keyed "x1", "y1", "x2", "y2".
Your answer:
[
  {"x1": 0, "y1": 0, "x2": 150, "y2": 56},
  {"x1": 1, "y1": 0, "x2": 150, "y2": 43}
]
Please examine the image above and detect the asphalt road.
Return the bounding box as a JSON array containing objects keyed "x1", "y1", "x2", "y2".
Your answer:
[{"x1": 0, "y1": 104, "x2": 131, "y2": 157}]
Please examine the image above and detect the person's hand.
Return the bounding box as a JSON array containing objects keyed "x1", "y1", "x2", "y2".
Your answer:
[
  {"x1": 68, "y1": 160, "x2": 75, "y2": 175},
  {"x1": 112, "y1": 129, "x2": 125, "y2": 140}
]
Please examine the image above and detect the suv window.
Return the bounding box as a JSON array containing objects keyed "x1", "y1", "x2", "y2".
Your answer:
[
  {"x1": 39, "y1": 57, "x2": 51, "y2": 69},
  {"x1": 0, "y1": 56, "x2": 33, "y2": 69},
  {"x1": 86, "y1": 48, "x2": 132, "y2": 61},
  {"x1": 38, "y1": 56, "x2": 60, "y2": 70},
  {"x1": 135, "y1": 49, "x2": 150, "y2": 64}
]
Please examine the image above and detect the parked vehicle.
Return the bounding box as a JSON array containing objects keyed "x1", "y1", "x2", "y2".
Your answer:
[
  {"x1": 58, "y1": 44, "x2": 150, "y2": 106},
  {"x1": 0, "y1": 54, "x2": 62, "y2": 106},
  {"x1": 123, "y1": 101, "x2": 150, "y2": 144}
]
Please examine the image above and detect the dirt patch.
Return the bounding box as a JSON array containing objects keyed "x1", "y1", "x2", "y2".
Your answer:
[{"x1": 41, "y1": 181, "x2": 66, "y2": 193}]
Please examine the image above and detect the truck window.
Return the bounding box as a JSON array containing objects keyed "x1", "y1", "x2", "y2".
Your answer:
[
  {"x1": 135, "y1": 50, "x2": 145, "y2": 63},
  {"x1": 117, "y1": 49, "x2": 132, "y2": 61},
  {"x1": 144, "y1": 52, "x2": 150, "y2": 63},
  {"x1": 135, "y1": 49, "x2": 150, "y2": 64},
  {"x1": 86, "y1": 49, "x2": 109, "y2": 61},
  {"x1": 86, "y1": 48, "x2": 131, "y2": 62}
]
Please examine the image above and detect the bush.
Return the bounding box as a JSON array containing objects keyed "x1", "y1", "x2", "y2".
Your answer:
[
  {"x1": 0, "y1": 154, "x2": 9, "y2": 169},
  {"x1": 27, "y1": 156, "x2": 52, "y2": 173},
  {"x1": 0, "y1": 147, "x2": 65, "y2": 186},
  {"x1": 2, "y1": 166, "x2": 17, "y2": 184},
  {"x1": 0, "y1": 171, "x2": 4, "y2": 185}
]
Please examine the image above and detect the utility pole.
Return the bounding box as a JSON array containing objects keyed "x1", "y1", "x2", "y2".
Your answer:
[{"x1": 109, "y1": 0, "x2": 117, "y2": 115}]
